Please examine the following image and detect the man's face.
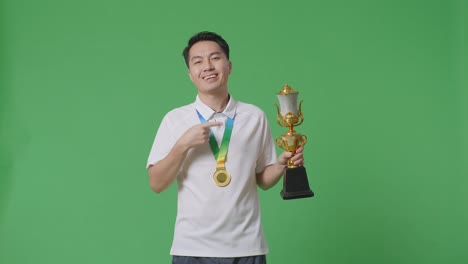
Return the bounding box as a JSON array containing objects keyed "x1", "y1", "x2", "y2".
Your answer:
[{"x1": 187, "y1": 41, "x2": 232, "y2": 95}]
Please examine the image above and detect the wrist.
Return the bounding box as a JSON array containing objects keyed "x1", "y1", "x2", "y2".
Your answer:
[
  {"x1": 173, "y1": 141, "x2": 190, "y2": 156},
  {"x1": 275, "y1": 162, "x2": 287, "y2": 174}
]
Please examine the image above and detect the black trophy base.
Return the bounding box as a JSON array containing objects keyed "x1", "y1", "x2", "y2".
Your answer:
[{"x1": 280, "y1": 166, "x2": 314, "y2": 200}]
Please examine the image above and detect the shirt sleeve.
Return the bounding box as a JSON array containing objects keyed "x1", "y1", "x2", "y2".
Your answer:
[
  {"x1": 255, "y1": 112, "x2": 277, "y2": 173},
  {"x1": 146, "y1": 114, "x2": 176, "y2": 169}
]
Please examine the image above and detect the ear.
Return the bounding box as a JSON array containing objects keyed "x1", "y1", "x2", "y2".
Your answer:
[
  {"x1": 228, "y1": 61, "x2": 232, "y2": 74},
  {"x1": 188, "y1": 68, "x2": 194, "y2": 82}
]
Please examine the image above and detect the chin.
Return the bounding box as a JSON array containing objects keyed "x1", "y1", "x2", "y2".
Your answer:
[{"x1": 201, "y1": 84, "x2": 225, "y2": 93}]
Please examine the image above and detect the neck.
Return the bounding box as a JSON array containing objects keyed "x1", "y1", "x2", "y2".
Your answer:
[{"x1": 198, "y1": 92, "x2": 230, "y2": 112}]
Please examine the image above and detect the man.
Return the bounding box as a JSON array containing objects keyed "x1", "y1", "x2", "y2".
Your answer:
[{"x1": 147, "y1": 31, "x2": 304, "y2": 264}]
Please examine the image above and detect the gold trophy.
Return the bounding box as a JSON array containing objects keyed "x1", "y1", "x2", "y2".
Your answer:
[{"x1": 275, "y1": 84, "x2": 314, "y2": 200}]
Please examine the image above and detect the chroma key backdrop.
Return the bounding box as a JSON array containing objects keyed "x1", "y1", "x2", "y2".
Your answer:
[{"x1": 1, "y1": 0, "x2": 467, "y2": 263}]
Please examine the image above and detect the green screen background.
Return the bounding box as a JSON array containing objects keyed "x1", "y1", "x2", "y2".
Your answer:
[{"x1": 1, "y1": 0, "x2": 467, "y2": 263}]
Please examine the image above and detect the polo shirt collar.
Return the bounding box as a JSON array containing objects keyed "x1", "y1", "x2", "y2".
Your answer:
[{"x1": 194, "y1": 95, "x2": 237, "y2": 120}]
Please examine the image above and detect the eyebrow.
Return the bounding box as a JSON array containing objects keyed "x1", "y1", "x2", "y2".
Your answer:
[{"x1": 190, "y1": 51, "x2": 223, "y2": 62}]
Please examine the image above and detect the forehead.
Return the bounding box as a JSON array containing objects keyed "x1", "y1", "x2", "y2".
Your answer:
[{"x1": 189, "y1": 41, "x2": 224, "y2": 58}]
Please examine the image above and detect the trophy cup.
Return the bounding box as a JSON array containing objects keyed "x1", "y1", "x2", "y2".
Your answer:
[{"x1": 275, "y1": 84, "x2": 314, "y2": 200}]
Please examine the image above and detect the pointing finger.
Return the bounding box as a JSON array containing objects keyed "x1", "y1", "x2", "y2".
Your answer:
[{"x1": 204, "y1": 122, "x2": 223, "y2": 128}]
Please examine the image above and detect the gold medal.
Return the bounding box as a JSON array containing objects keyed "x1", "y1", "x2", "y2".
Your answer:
[{"x1": 213, "y1": 169, "x2": 231, "y2": 187}]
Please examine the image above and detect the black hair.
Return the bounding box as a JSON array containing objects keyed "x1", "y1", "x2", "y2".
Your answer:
[{"x1": 182, "y1": 31, "x2": 230, "y2": 68}]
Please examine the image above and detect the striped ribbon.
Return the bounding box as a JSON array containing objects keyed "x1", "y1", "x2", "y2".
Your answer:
[{"x1": 196, "y1": 110, "x2": 235, "y2": 169}]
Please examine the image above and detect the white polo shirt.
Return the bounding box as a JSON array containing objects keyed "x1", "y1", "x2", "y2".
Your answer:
[{"x1": 147, "y1": 95, "x2": 277, "y2": 257}]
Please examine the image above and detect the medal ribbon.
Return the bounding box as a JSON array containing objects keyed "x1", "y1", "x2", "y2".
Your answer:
[{"x1": 196, "y1": 110, "x2": 235, "y2": 169}]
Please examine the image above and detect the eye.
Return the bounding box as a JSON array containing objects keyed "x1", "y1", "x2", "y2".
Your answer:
[
  {"x1": 211, "y1": 56, "x2": 220, "y2": 61},
  {"x1": 193, "y1": 60, "x2": 201, "y2": 65}
]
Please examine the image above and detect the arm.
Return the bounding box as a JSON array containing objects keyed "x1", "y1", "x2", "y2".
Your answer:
[
  {"x1": 256, "y1": 147, "x2": 304, "y2": 190},
  {"x1": 148, "y1": 142, "x2": 189, "y2": 193},
  {"x1": 148, "y1": 122, "x2": 223, "y2": 193}
]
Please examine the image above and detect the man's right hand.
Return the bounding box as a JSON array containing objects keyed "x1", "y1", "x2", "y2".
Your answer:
[
  {"x1": 148, "y1": 121, "x2": 223, "y2": 193},
  {"x1": 177, "y1": 122, "x2": 223, "y2": 151}
]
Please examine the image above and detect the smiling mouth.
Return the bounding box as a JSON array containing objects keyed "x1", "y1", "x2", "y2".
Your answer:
[{"x1": 202, "y1": 74, "x2": 218, "y2": 80}]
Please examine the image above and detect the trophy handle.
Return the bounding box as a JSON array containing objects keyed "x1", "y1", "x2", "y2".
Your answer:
[
  {"x1": 276, "y1": 136, "x2": 285, "y2": 150},
  {"x1": 296, "y1": 100, "x2": 304, "y2": 126},
  {"x1": 299, "y1": 134, "x2": 307, "y2": 148}
]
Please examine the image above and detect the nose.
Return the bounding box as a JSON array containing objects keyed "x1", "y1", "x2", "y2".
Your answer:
[{"x1": 203, "y1": 60, "x2": 214, "y2": 71}]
